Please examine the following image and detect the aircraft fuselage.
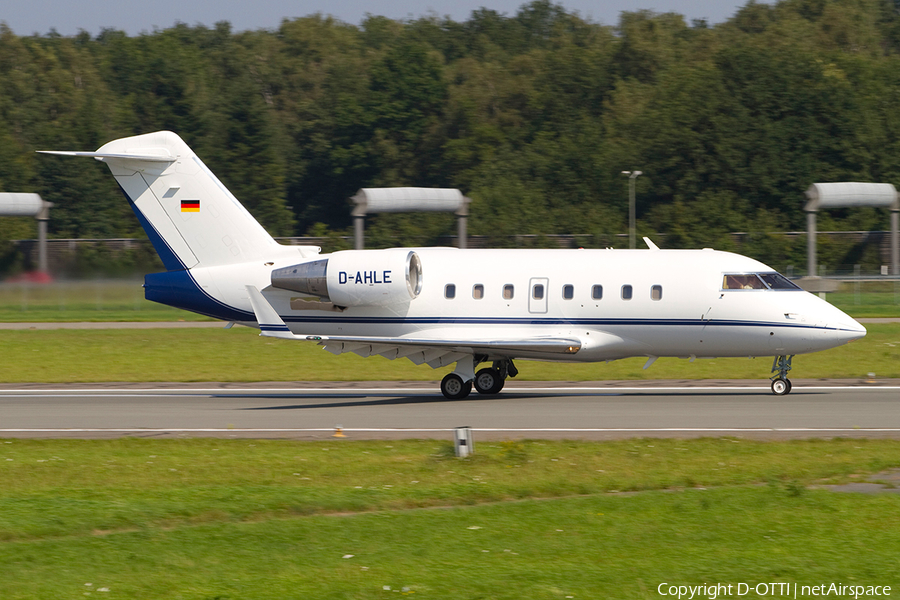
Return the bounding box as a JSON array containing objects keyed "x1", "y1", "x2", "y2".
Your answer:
[{"x1": 146, "y1": 246, "x2": 865, "y2": 363}]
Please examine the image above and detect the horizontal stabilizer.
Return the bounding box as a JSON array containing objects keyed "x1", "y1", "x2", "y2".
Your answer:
[{"x1": 37, "y1": 150, "x2": 176, "y2": 162}]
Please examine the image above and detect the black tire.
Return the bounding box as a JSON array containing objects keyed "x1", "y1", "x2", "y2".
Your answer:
[
  {"x1": 474, "y1": 368, "x2": 505, "y2": 394},
  {"x1": 441, "y1": 373, "x2": 472, "y2": 400},
  {"x1": 771, "y1": 378, "x2": 790, "y2": 396}
]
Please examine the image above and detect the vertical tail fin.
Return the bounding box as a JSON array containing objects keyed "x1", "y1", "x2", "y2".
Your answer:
[{"x1": 41, "y1": 131, "x2": 281, "y2": 270}]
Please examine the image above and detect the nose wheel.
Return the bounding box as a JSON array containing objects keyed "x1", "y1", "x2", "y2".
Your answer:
[
  {"x1": 770, "y1": 355, "x2": 794, "y2": 395},
  {"x1": 771, "y1": 377, "x2": 792, "y2": 395}
]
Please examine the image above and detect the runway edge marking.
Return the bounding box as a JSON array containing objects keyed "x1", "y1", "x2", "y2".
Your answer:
[
  {"x1": 4, "y1": 428, "x2": 900, "y2": 433},
  {"x1": 2, "y1": 386, "x2": 900, "y2": 395}
]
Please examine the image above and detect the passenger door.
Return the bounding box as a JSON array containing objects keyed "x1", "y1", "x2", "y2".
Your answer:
[{"x1": 528, "y1": 277, "x2": 549, "y2": 314}]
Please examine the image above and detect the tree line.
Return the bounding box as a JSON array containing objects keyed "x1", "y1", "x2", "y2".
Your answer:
[{"x1": 2, "y1": 0, "x2": 900, "y2": 273}]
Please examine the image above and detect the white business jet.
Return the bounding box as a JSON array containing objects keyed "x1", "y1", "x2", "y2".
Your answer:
[{"x1": 40, "y1": 131, "x2": 866, "y2": 398}]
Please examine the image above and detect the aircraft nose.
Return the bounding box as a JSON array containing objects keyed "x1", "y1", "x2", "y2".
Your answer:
[
  {"x1": 840, "y1": 317, "x2": 867, "y2": 341},
  {"x1": 824, "y1": 309, "x2": 867, "y2": 344}
]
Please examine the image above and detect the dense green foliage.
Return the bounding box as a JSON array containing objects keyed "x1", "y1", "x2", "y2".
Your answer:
[{"x1": 2, "y1": 0, "x2": 900, "y2": 267}]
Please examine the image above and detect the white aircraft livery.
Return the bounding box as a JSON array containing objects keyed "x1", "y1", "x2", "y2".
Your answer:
[{"x1": 40, "y1": 131, "x2": 867, "y2": 398}]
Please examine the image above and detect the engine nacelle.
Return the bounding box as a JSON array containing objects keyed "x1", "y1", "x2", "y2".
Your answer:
[{"x1": 271, "y1": 249, "x2": 422, "y2": 307}]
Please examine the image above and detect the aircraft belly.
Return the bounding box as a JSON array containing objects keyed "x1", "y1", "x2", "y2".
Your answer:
[
  {"x1": 263, "y1": 308, "x2": 846, "y2": 360},
  {"x1": 240, "y1": 286, "x2": 858, "y2": 360},
  {"x1": 594, "y1": 324, "x2": 784, "y2": 358},
  {"x1": 697, "y1": 327, "x2": 772, "y2": 356},
  {"x1": 654, "y1": 324, "x2": 819, "y2": 357}
]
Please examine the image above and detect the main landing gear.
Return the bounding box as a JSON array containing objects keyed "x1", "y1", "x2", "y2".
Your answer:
[
  {"x1": 440, "y1": 358, "x2": 518, "y2": 400},
  {"x1": 473, "y1": 359, "x2": 518, "y2": 395},
  {"x1": 770, "y1": 355, "x2": 794, "y2": 396},
  {"x1": 440, "y1": 373, "x2": 472, "y2": 400}
]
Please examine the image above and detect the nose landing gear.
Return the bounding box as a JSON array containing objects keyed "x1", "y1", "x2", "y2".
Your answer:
[{"x1": 770, "y1": 355, "x2": 794, "y2": 395}]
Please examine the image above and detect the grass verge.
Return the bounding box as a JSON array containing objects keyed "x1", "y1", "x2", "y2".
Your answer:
[
  {"x1": 1, "y1": 324, "x2": 898, "y2": 382},
  {"x1": 1, "y1": 438, "x2": 898, "y2": 598},
  {"x1": 0, "y1": 281, "x2": 212, "y2": 322},
  {"x1": 826, "y1": 283, "x2": 900, "y2": 318}
]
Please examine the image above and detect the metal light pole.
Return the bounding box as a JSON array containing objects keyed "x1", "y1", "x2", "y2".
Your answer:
[{"x1": 621, "y1": 170, "x2": 642, "y2": 249}]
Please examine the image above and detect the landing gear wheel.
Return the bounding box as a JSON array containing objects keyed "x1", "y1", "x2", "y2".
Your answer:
[
  {"x1": 441, "y1": 373, "x2": 473, "y2": 400},
  {"x1": 771, "y1": 378, "x2": 791, "y2": 396},
  {"x1": 474, "y1": 368, "x2": 505, "y2": 394}
]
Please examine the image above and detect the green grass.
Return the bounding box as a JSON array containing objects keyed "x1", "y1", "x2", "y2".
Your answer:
[
  {"x1": 1, "y1": 438, "x2": 899, "y2": 598},
  {"x1": 825, "y1": 280, "x2": 900, "y2": 318},
  {"x1": 4, "y1": 437, "x2": 898, "y2": 538},
  {"x1": 825, "y1": 294, "x2": 900, "y2": 318},
  {"x1": 0, "y1": 281, "x2": 212, "y2": 322},
  {"x1": 3, "y1": 489, "x2": 899, "y2": 599},
  {"x1": 1, "y1": 324, "x2": 898, "y2": 383}
]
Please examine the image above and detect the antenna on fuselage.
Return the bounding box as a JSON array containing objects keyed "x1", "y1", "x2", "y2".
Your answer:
[{"x1": 643, "y1": 237, "x2": 659, "y2": 250}]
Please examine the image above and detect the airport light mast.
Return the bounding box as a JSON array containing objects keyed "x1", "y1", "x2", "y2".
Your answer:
[{"x1": 621, "y1": 170, "x2": 642, "y2": 249}]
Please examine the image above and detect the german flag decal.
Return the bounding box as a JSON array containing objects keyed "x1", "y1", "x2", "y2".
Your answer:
[{"x1": 181, "y1": 200, "x2": 200, "y2": 212}]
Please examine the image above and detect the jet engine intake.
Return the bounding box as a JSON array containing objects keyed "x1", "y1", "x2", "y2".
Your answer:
[{"x1": 271, "y1": 249, "x2": 422, "y2": 307}]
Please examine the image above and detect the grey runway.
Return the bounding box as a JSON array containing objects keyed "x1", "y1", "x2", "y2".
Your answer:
[{"x1": 1, "y1": 382, "x2": 899, "y2": 439}]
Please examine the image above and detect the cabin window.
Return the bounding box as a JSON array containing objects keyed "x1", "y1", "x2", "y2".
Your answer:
[
  {"x1": 533, "y1": 284, "x2": 544, "y2": 300},
  {"x1": 563, "y1": 284, "x2": 574, "y2": 300},
  {"x1": 621, "y1": 285, "x2": 633, "y2": 300},
  {"x1": 651, "y1": 285, "x2": 663, "y2": 301},
  {"x1": 503, "y1": 284, "x2": 515, "y2": 300},
  {"x1": 444, "y1": 284, "x2": 456, "y2": 299},
  {"x1": 591, "y1": 285, "x2": 603, "y2": 300},
  {"x1": 472, "y1": 284, "x2": 484, "y2": 299}
]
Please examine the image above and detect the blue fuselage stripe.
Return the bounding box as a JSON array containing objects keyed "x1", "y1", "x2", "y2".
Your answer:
[{"x1": 271, "y1": 315, "x2": 849, "y2": 332}]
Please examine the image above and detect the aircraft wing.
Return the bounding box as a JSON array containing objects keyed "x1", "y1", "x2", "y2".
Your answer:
[
  {"x1": 308, "y1": 335, "x2": 580, "y2": 369},
  {"x1": 246, "y1": 286, "x2": 580, "y2": 368}
]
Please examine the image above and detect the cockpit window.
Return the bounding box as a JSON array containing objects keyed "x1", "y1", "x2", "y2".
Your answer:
[
  {"x1": 723, "y1": 274, "x2": 766, "y2": 290},
  {"x1": 722, "y1": 273, "x2": 800, "y2": 291},
  {"x1": 758, "y1": 272, "x2": 801, "y2": 290}
]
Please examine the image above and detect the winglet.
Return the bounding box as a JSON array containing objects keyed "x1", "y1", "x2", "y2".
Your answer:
[
  {"x1": 246, "y1": 285, "x2": 297, "y2": 339},
  {"x1": 643, "y1": 237, "x2": 659, "y2": 250}
]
